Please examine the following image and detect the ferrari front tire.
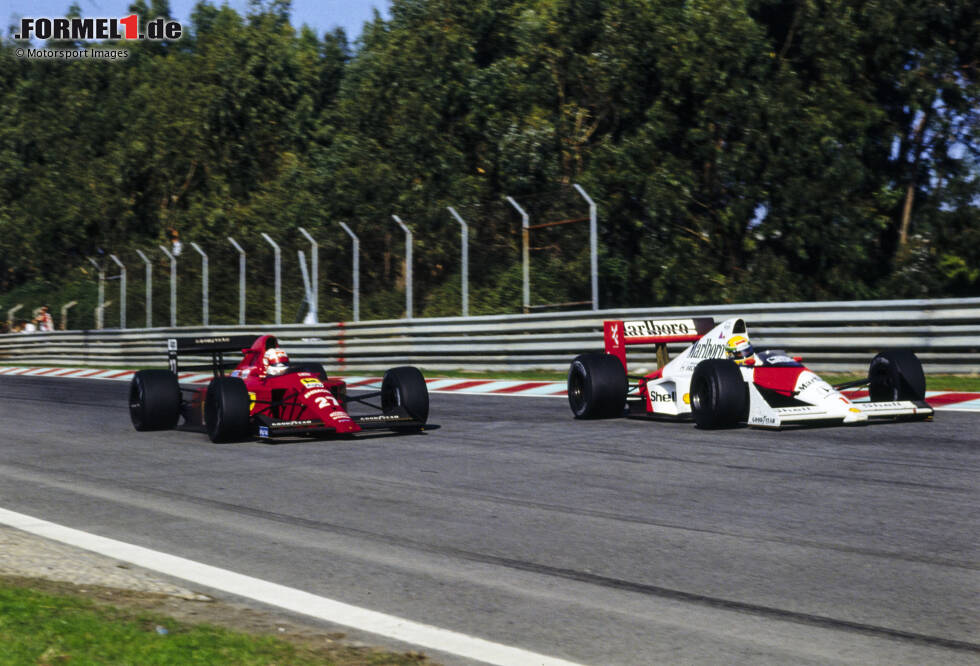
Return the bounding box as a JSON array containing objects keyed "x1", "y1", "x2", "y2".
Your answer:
[
  {"x1": 567, "y1": 353, "x2": 627, "y2": 419},
  {"x1": 381, "y1": 366, "x2": 429, "y2": 426},
  {"x1": 204, "y1": 376, "x2": 251, "y2": 443},
  {"x1": 868, "y1": 350, "x2": 925, "y2": 402},
  {"x1": 129, "y1": 369, "x2": 180, "y2": 431},
  {"x1": 690, "y1": 359, "x2": 747, "y2": 429}
]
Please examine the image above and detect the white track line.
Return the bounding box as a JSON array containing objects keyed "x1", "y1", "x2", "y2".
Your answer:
[{"x1": 0, "y1": 508, "x2": 581, "y2": 666}]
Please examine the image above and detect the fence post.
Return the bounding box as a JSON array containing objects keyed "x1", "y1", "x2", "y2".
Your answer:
[
  {"x1": 227, "y1": 237, "x2": 246, "y2": 325},
  {"x1": 260, "y1": 233, "x2": 281, "y2": 326},
  {"x1": 95, "y1": 300, "x2": 113, "y2": 331},
  {"x1": 392, "y1": 215, "x2": 413, "y2": 319},
  {"x1": 573, "y1": 184, "x2": 599, "y2": 311},
  {"x1": 447, "y1": 206, "x2": 469, "y2": 317},
  {"x1": 109, "y1": 254, "x2": 126, "y2": 329},
  {"x1": 338, "y1": 222, "x2": 360, "y2": 322},
  {"x1": 298, "y1": 227, "x2": 318, "y2": 324},
  {"x1": 135, "y1": 250, "x2": 152, "y2": 328},
  {"x1": 298, "y1": 250, "x2": 314, "y2": 323},
  {"x1": 189, "y1": 242, "x2": 209, "y2": 326},
  {"x1": 505, "y1": 196, "x2": 530, "y2": 314},
  {"x1": 87, "y1": 257, "x2": 106, "y2": 329},
  {"x1": 6, "y1": 304, "x2": 22, "y2": 331},
  {"x1": 60, "y1": 301, "x2": 77, "y2": 330},
  {"x1": 157, "y1": 245, "x2": 177, "y2": 327}
]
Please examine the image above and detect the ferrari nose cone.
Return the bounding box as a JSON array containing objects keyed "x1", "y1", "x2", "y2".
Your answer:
[{"x1": 334, "y1": 418, "x2": 361, "y2": 434}]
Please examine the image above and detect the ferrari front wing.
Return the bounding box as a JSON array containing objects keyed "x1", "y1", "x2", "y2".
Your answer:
[{"x1": 253, "y1": 405, "x2": 423, "y2": 438}]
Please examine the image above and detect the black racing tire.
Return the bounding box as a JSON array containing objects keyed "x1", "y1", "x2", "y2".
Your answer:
[
  {"x1": 868, "y1": 350, "x2": 926, "y2": 402},
  {"x1": 281, "y1": 362, "x2": 328, "y2": 381},
  {"x1": 567, "y1": 353, "x2": 627, "y2": 419},
  {"x1": 690, "y1": 359, "x2": 747, "y2": 429},
  {"x1": 129, "y1": 369, "x2": 180, "y2": 431},
  {"x1": 381, "y1": 366, "x2": 429, "y2": 426},
  {"x1": 204, "y1": 376, "x2": 252, "y2": 443}
]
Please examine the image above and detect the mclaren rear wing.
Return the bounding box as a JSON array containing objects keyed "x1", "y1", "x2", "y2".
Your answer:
[
  {"x1": 604, "y1": 318, "x2": 716, "y2": 371},
  {"x1": 167, "y1": 335, "x2": 259, "y2": 374}
]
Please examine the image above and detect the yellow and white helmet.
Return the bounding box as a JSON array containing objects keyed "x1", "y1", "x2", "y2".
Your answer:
[{"x1": 725, "y1": 335, "x2": 754, "y2": 364}]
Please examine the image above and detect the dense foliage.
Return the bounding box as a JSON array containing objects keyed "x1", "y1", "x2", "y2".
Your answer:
[{"x1": 1, "y1": 0, "x2": 977, "y2": 328}]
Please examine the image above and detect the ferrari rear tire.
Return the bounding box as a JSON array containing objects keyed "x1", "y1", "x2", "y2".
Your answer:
[
  {"x1": 690, "y1": 359, "x2": 747, "y2": 429},
  {"x1": 868, "y1": 350, "x2": 925, "y2": 402},
  {"x1": 381, "y1": 366, "x2": 429, "y2": 426},
  {"x1": 129, "y1": 370, "x2": 180, "y2": 431},
  {"x1": 204, "y1": 376, "x2": 251, "y2": 443},
  {"x1": 567, "y1": 353, "x2": 627, "y2": 419}
]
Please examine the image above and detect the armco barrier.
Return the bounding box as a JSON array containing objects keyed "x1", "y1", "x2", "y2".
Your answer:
[{"x1": 0, "y1": 298, "x2": 978, "y2": 374}]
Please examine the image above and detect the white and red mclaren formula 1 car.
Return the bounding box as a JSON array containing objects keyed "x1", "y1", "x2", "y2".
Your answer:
[{"x1": 567, "y1": 317, "x2": 934, "y2": 429}]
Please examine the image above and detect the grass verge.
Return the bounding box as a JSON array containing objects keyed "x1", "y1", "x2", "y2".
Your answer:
[
  {"x1": 0, "y1": 577, "x2": 429, "y2": 666},
  {"x1": 819, "y1": 374, "x2": 980, "y2": 393}
]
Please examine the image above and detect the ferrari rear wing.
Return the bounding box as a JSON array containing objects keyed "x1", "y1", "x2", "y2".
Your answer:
[
  {"x1": 167, "y1": 335, "x2": 259, "y2": 374},
  {"x1": 604, "y1": 318, "x2": 715, "y2": 370}
]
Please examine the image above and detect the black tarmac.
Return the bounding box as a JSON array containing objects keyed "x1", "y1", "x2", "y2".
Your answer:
[{"x1": 0, "y1": 375, "x2": 977, "y2": 665}]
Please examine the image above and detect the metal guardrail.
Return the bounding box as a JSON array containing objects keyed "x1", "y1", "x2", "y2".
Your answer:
[{"x1": 0, "y1": 298, "x2": 977, "y2": 374}]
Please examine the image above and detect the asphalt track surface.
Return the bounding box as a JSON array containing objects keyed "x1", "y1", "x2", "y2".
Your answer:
[{"x1": 0, "y1": 374, "x2": 977, "y2": 665}]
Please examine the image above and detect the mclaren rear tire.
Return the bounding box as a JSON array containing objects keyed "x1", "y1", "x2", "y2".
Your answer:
[
  {"x1": 567, "y1": 353, "x2": 627, "y2": 419},
  {"x1": 381, "y1": 366, "x2": 429, "y2": 428},
  {"x1": 204, "y1": 376, "x2": 251, "y2": 443},
  {"x1": 868, "y1": 350, "x2": 926, "y2": 402},
  {"x1": 129, "y1": 370, "x2": 180, "y2": 431},
  {"x1": 690, "y1": 359, "x2": 747, "y2": 429}
]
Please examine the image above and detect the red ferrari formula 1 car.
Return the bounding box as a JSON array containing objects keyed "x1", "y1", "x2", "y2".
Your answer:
[
  {"x1": 567, "y1": 317, "x2": 933, "y2": 429},
  {"x1": 129, "y1": 334, "x2": 429, "y2": 442}
]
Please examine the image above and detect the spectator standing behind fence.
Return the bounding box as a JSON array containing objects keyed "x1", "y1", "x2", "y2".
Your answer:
[
  {"x1": 36, "y1": 305, "x2": 54, "y2": 332},
  {"x1": 168, "y1": 227, "x2": 183, "y2": 256}
]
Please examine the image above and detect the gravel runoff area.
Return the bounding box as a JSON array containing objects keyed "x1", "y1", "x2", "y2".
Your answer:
[
  {"x1": 0, "y1": 526, "x2": 209, "y2": 598},
  {"x1": 0, "y1": 526, "x2": 434, "y2": 663}
]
